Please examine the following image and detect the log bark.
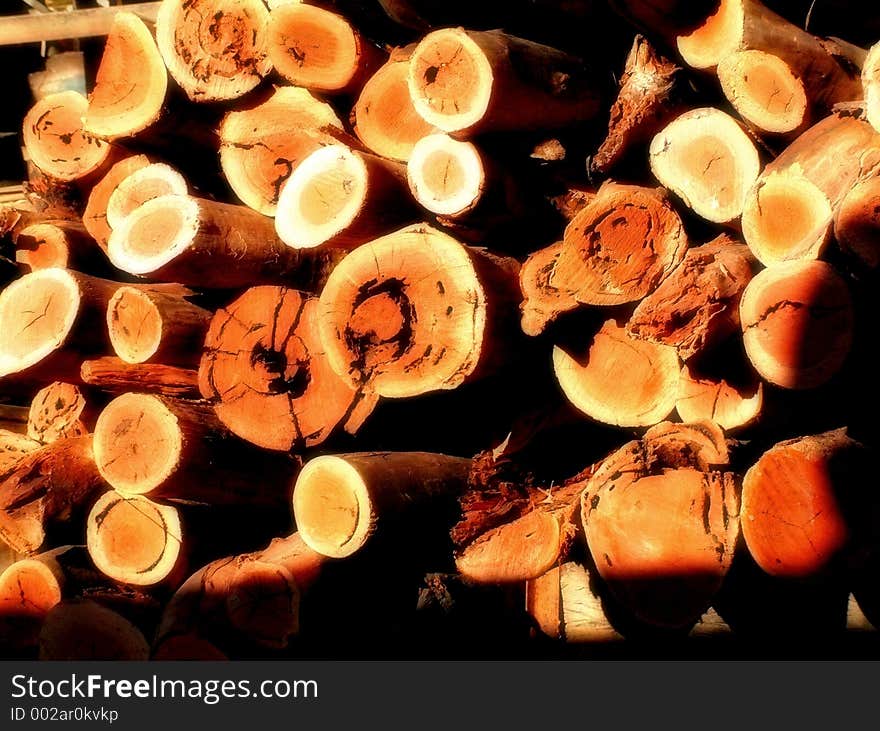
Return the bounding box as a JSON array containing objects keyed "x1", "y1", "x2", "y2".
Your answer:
[
  {"x1": 38, "y1": 599, "x2": 150, "y2": 660},
  {"x1": 81, "y1": 357, "x2": 200, "y2": 399},
  {"x1": 105, "y1": 162, "x2": 188, "y2": 231},
  {"x1": 199, "y1": 286, "x2": 376, "y2": 452},
  {"x1": 27, "y1": 381, "x2": 92, "y2": 444},
  {"x1": 834, "y1": 175, "x2": 880, "y2": 268},
  {"x1": 739, "y1": 260, "x2": 853, "y2": 389},
  {"x1": 82, "y1": 154, "x2": 153, "y2": 253}
]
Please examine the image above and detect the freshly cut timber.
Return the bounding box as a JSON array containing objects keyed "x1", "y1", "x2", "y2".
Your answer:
[
  {"x1": 627, "y1": 236, "x2": 756, "y2": 360},
  {"x1": 199, "y1": 286, "x2": 375, "y2": 452},
  {"x1": 86, "y1": 490, "x2": 183, "y2": 587},
  {"x1": 23, "y1": 90, "x2": 112, "y2": 182},
  {"x1": 866, "y1": 42, "x2": 880, "y2": 133},
  {"x1": 317, "y1": 223, "x2": 520, "y2": 398},
  {"x1": 353, "y1": 47, "x2": 436, "y2": 162},
  {"x1": 581, "y1": 425, "x2": 739, "y2": 628},
  {"x1": 14, "y1": 220, "x2": 100, "y2": 273},
  {"x1": 741, "y1": 108, "x2": 880, "y2": 265},
  {"x1": 27, "y1": 381, "x2": 90, "y2": 443},
  {"x1": 740, "y1": 261, "x2": 853, "y2": 389},
  {"x1": 155, "y1": 0, "x2": 272, "y2": 103},
  {"x1": 676, "y1": 363, "x2": 763, "y2": 432},
  {"x1": 293, "y1": 452, "x2": 471, "y2": 558},
  {"x1": 649, "y1": 107, "x2": 760, "y2": 224},
  {"x1": 519, "y1": 183, "x2": 687, "y2": 335},
  {"x1": 92, "y1": 392, "x2": 298, "y2": 506},
  {"x1": 267, "y1": 2, "x2": 385, "y2": 94},
  {"x1": 105, "y1": 163, "x2": 188, "y2": 231},
  {"x1": 82, "y1": 12, "x2": 168, "y2": 139},
  {"x1": 107, "y1": 194, "x2": 347, "y2": 289},
  {"x1": 0, "y1": 436, "x2": 105, "y2": 554},
  {"x1": 834, "y1": 176, "x2": 880, "y2": 268},
  {"x1": 218, "y1": 86, "x2": 345, "y2": 217},
  {"x1": 0, "y1": 430, "x2": 41, "y2": 473},
  {"x1": 407, "y1": 28, "x2": 603, "y2": 136},
  {"x1": 38, "y1": 600, "x2": 150, "y2": 661},
  {"x1": 553, "y1": 319, "x2": 680, "y2": 428},
  {"x1": 82, "y1": 154, "x2": 153, "y2": 252},
  {"x1": 107, "y1": 286, "x2": 210, "y2": 367},
  {"x1": 81, "y1": 357, "x2": 200, "y2": 399},
  {"x1": 741, "y1": 430, "x2": 868, "y2": 577},
  {"x1": 275, "y1": 143, "x2": 412, "y2": 250}
]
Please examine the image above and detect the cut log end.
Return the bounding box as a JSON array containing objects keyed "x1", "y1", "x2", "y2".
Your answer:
[
  {"x1": 105, "y1": 163, "x2": 188, "y2": 232},
  {"x1": 407, "y1": 134, "x2": 485, "y2": 217},
  {"x1": 834, "y1": 176, "x2": 880, "y2": 269},
  {"x1": 28, "y1": 381, "x2": 88, "y2": 443},
  {"x1": 676, "y1": 0, "x2": 743, "y2": 70},
  {"x1": 87, "y1": 490, "x2": 183, "y2": 587}
]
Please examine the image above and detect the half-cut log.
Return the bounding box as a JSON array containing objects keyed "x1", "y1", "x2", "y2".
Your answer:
[
  {"x1": 81, "y1": 357, "x2": 200, "y2": 399},
  {"x1": 219, "y1": 86, "x2": 344, "y2": 217},
  {"x1": 82, "y1": 11, "x2": 167, "y2": 140},
  {"x1": 107, "y1": 286, "x2": 210, "y2": 367},
  {"x1": 14, "y1": 220, "x2": 100, "y2": 274},
  {"x1": 741, "y1": 109, "x2": 880, "y2": 265},
  {"x1": 741, "y1": 430, "x2": 867, "y2": 577},
  {"x1": 866, "y1": 42, "x2": 880, "y2": 134},
  {"x1": 649, "y1": 107, "x2": 761, "y2": 224},
  {"x1": 293, "y1": 452, "x2": 471, "y2": 558},
  {"x1": 553, "y1": 319, "x2": 680, "y2": 428},
  {"x1": 27, "y1": 381, "x2": 91, "y2": 444},
  {"x1": 627, "y1": 235, "x2": 756, "y2": 360},
  {"x1": 740, "y1": 260, "x2": 853, "y2": 389},
  {"x1": 834, "y1": 175, "x2": 880, "y2": 268},
  {"x1": 107, "y1": 194, "x2": 347, "y2": 289},
  {"x1": 86, "y1": 490, "x2": 183, "y2": 587},
  {"x1": 199, "y1": 286, "x2": 375, "y2": 452},
  {"x1": 38, "y1": 599, "x2": 150, "y2": 660},
  {"x1": 105, "y1": 163, "x2": 188, "y2": 231},
  {"x1": 407, "y1": 28, "x2": 603, "y2": 136},
  {"x1": 0, "y1": 430, "x2": 41, "y2": 473},
  {"x1": 268, "y1": 2, "x2": 386, "y2": 94},
  {"x1": 317, "y1": 223, "x2": 521, "y2": 398},
  {"x1": 82, "y1": 154, "x2": 152, "y2": 252},
  {"x1": 23, "y1": 90, "x2": 112, "y2": 182},
  {"x1": 676, "y1": 363, "x2": 763, "y2": 432},
  {"x1": 155, "y1": 0, "x2": 272, "y2": 103}
]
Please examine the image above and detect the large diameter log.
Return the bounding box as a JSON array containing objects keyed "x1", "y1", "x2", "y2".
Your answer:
[
  {"x1": 83, "y1": 154, "x2": 153, "y2": 252},
  {"x1": 407, "y1": 28, "x2": 603, "y2": 136},
  {"x1": 0, "y1": 436, "x2": 105, "y2": 554},
  {"x1": 317, "y1": 223, "x2": 521, "y2": 399},
  {"x1": 741, "y1": 110, "x2": 880, "y2": 265},
  {"x1": 866, "y1": 43, "x2": 880, "y2": 134},
  {"x1": 834, "y1": 175, "x2": 880, "y2": 269},
  {"x1": 739, "y1": 261, "x2": 853, "y2": 389},
  {"x1": 82, "y1": 12, "x2": 168, "y2": 140},
  {"x1": 199, "y1": 286, "x2": 375, "y2": 452},
  {"x1": 27, "y1": 382, "x2": 91, "y2": 444},
  {"x1": 38, "y1": 599, "x2": 150, "y2": 660},
  {"x1": 293, "y1": 452, "x2": 471, "y2": 558},
  {"x1": 649, "y1": 107, "x2": 760, "y2": 224},
  {"x1": 155, "y1": 0, "x2": 272, "y2": 102},
  {"x1": 81, "y1": 357, "x2": 200, "y2": 399},
  {"x1": 107, "y1": 194, "x2": 346, "y2": 289},
  {"x1": 105, "y1": 163, "x2": 188, "y2": 231}
]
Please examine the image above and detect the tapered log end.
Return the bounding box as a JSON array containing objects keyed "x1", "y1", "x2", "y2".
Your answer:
[
  {"x1": 407, "y1": 133, "x2": 485, "y2": 217},
  {"x1": 107, "y1": 287, "x2": 163, "y2": 365},
  {"x1": 676, "y1": 0, "x2": 743, "y2": 70},
  {"x1": 106, "y1": 163, "x2": 188, "y2": 231},
  {"x1": 39, "y1": 599, "x2": 150, "y2": 660}
]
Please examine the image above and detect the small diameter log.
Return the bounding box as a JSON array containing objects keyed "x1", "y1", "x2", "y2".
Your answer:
[
  {"x1": 107, "y1": 194, "x2": 346, "y2": 289},
  {"x1": 105, "y1": 163, "x2": 188, "y2": 231},
  {"x1": 81, "y1": 357, "x2": 200, "y2": 399},
  {"x1": 82, "y1": 11, "x2": 168, "y2": 140},
  {"x1": 407, "y1": 28, "x2": 603, "y2": 136},
  {"x1": 353, "y1": 47, "x2": 436, "y2": 162},
  {"x1": 13, "y1": 219, "x2": 101, "y2": 273},
  {"x1": 676, "y1": 363, "x2": 763, "y2": 432},
  {"x1": 317, "y1": 223, "x2": 521, "y2": 399},
  {"x1": 199, "y1": 286, "x2": 375, "y2": 452},
  {"x1": 866, "y1": 42, "x2": 880, "y2": 134},
  {"x1": 0, "y1": 436, "x2": 105, "y2": 554},
  {"x1": 82, "y1": 154, "x2": 153, "y2": 253},
  {"x1": 834, "y1": 176, "x2": 880, "y2": 269},
  {"x1": 741, "y1": 430, "x2": 867, "y2": 577},
  {"x1": 581, "y1": 424, "x2": 739, "y2": 628},
  {"x1": 592, "y1": 35, "x2": 687, "y2": 175},
  {"x1": 27, "y1": 381, "x2": 91, "y2": 444},
  {"x1": 219, "y1": 86, "x2": 345, "y2": 217},
  {"x1": 627, "y1": 236, "x2": 756, "y2": 360},
  {"x1": 0, "y1": 430, "x2": 41, "y2": 473},
  {"x1": 107, "y1": 286, "x2": 211, "y2": 367},
  {"x1": 293, "y1": 452, "x2": 471, "y2": 558},
  {"x1": 267, "y1": 2, "x2": 386, "y2": 94},
  {"x1": 553, "y1": 319, "x2": 680, "y2": 428},
  {"x1": 275, "y1": 143, "x2": 412, "y2": 250},
  {"x1": 741, "y1": 109, "x2": 880, "y2": 265},
  {"x1": 86, "y1": 490, "x2": 183, "y2": 587},
  {"x1": 38, "y1": 599, "x2": 150, "y2": 660},
  {"x1": 717, "y1": 50, "x2": 808, "y2": 135},
  {"x1": 649, "y1": 107, "x2": 760, "y2": 224},
  {"x1": 22, "y1": 90, "x2": 112, "y2": 182},
  {"x1": 739, "y1": 260, "x2": 853, "y2": 389},
  {"x1": 155, "y1": 0, "x2": 272, "y2": 103}
]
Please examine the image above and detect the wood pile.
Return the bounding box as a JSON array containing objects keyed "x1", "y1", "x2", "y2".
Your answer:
[{"x1": 2, "y1": 0, "x2": 880, "y2": 659}]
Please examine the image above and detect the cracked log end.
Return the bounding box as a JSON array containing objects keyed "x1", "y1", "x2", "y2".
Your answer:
[
  {"x1": 106, "y1": 163, "x2": 187, "y2": 232},
  {"x1": 650, "y1": 107, "x2": 760, "y2": 224},
  {"x1": 676, "y1": 363, "x2": 763, "y2": 432},
  {"x1": 15, "y1": 224, "x2": 72, "y2": 272},
  {"x1": 28, "y1": 381, "x2": 88, "y2": 443},
  {"x1": 23, "y1": 90, "x2": 111, "y2": 182},
  {"x1": 718, "y1": 50, "x2": 807, "y2": 134},
  {"x1": 87, "y1": 490, "x2": 183, "y2": 587},
  {"x1": 83, "y1": 154, "x2": 153, "y2": 251},
  {"x1": 219, "y1": 86, "x2": 343, "y2": 217},
  {"x1": 39, "y1": 599, "x2": 150, "y2": 660},
  {"x1": 156, "y1": 0, "x2": 272, "y2": 103},
  {"x1": 553, "y1": 319, "x2": 679, "y2": 428},
  {"x1": 83, "y1": 12, "x2": 168, "y2": 140},
  {"x1": 676, "y1": 0, "x2": 743, "y2": 70},
  {"x1": 835, "y1": 175, "x2": 880, "y2": 269},
  {"x1": 407, "y1": 133, "x2": 485, "y2": 217},
  {"x1": 740, "y1": 260, "x2": 853, "y2": 389}
]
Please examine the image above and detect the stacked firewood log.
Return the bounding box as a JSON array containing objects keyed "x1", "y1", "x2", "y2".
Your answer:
[{"x1": 1, "y1": 0, "x2": 880, "y2": 659}]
